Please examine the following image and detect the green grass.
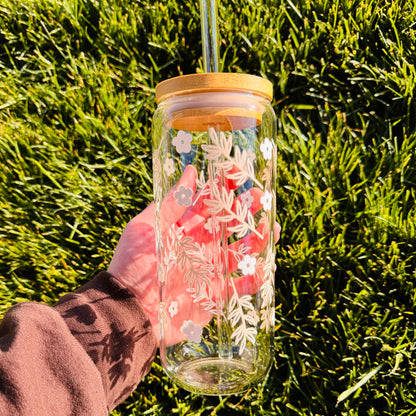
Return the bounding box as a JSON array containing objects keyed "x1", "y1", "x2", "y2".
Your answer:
[{"x1": 1, "y1": 0, "x2": 416, "y2": 414}]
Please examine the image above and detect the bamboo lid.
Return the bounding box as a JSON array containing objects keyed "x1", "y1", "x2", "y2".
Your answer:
[{"x1": 155, "y1": 73, "x2": 273, "y2": 103}]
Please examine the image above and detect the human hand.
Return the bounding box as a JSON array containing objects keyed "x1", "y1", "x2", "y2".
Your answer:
[
  {"x1": 108, "y1": 165, "x2": 280, "y2": 344},
  {"x1": 107, "y1": 166, "x2": 202, "y2": 339}
]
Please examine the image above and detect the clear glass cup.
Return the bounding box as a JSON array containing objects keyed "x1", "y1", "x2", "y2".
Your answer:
[{"x1": 152, "y1": 73, "x2": 277, "y2": 395}]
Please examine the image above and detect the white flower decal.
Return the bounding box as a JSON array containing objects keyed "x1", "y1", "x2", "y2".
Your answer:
[
  {"x1": 174, "y1": 185, "x2": 193, "y2": 207},
  {"x1": 181, "y1": 320, "x2": 203, "y2": 343},
  {"x1": 204, "y1": 217, "x2": 220, "y2": 234},
  {"x1": 168, "y1": 300, "x2": 178, "y2": 317},
  {"x1": 164, "y1": 158, "x2": 175, "y2": 176},
  {"x1": 260, "y1": 137, "x2": 273, "y2": 160},
  {"x1": 172, "y1": 130, "x2": 192, "y2": 153},
  {"x1": 240, "y1": 191, "x2": 254, "y2": 209},
  {"x1": 238, "y1": 254, "x2": 257, "y2": 275},
  {"x1": 260, "y1": 190, "x2": 272, "y2": 211}
]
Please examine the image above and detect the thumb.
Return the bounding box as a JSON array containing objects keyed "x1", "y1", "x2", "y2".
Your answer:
[{"x1": 160, "y1": 165, "x2": 198, "y2": 223}]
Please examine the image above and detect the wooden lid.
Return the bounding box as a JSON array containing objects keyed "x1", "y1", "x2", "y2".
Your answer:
[{"x1": 155, "y1": 73, "x2": 273, "y2": 103}]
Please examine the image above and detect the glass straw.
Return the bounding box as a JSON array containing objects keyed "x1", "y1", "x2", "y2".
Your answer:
[
  {"x1": 200, "y1": 0, "x2": 233, "y2": 362},
  {"x1": 199, "y1": 0, "x2": 219, "y2": 72}
]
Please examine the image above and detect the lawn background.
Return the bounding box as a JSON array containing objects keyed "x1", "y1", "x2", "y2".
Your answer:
[{"x1": 1, "y1": 0, "x2": 416, "y2": 414}]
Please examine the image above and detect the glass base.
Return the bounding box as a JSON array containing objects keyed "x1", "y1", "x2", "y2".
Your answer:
[{"x1": 168, "y1": 357, "x2": 261, "y2": 395}]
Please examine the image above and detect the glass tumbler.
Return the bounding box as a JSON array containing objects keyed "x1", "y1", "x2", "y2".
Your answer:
[{"x1": 152, "y1": 73, "x2": 277, "y2": 395}]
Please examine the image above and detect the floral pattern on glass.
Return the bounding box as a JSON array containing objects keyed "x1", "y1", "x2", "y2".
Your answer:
[
  {"x1": 174, "y1": 185, "x2": 193, "y2": 207},
  {"x1": 238, "y1": 254, "x2": 257, "y2": 276},
  {"x1": 164, "y1": 158, "x2": 175, "y2": 177},
  {"x1": 260, "y1": 190, "x2": 273, "y2": 211},
  {"x1": 260, "y1": 137, "x2": 273, "y2": 160},
  {"x1": 168, "y1": 300, "x2": 178, "y2": 317},
  {"x1": 181, "y1": 320, "x2": 203, "y2": 343},
  {"x1": 240, "y1": 191, "x2": 254, "y2": 209},
  {"x1": 172, "y1": 130, "x2": 193, "y2": 154},
  {"x1": 204, "y1": 217, "x2": 220, "y2": 234},
  {"x1": 155, "y1": 127, "x2": 276, "y2": 354}
]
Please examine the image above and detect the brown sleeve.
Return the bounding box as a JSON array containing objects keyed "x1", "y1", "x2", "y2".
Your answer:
[{"x1": 0, "y1": 272, "x2": 157, "y2": 416}]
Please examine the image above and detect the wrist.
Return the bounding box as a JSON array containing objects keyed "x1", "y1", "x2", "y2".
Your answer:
[{"x1": 107, "y1": 266, "x2": 159, "y2": 339}]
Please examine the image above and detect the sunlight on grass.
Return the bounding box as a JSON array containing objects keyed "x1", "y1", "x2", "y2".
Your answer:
[{"x1": 1, "y1": 0, "x2": 416, "y2": 414}]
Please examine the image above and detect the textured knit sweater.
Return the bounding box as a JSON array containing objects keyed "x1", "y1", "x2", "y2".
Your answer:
[{"x1": 0, "y1": 271, "x2": 157, "y2": 416}]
